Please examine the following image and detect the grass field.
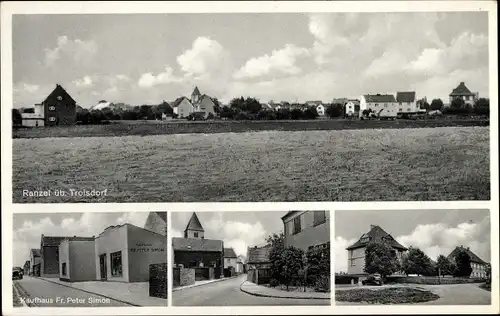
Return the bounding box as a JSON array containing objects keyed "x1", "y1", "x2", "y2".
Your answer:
[
  {"x1": 12, "y1": 126, "x2": 490, "y2": 203},
  {"x1": 12, "y1": 118, "x2": 489, "y2": 139}
]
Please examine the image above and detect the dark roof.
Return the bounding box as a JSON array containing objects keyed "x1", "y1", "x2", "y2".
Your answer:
[
  {"x1": 346, "y1": 225, "x2": 407, "y2": 251},
  {"x1": 450, "y1": 82, "x2": 474, "y2": 96},
  {"x1": 281, "y1": 211, "x2": 299, "y2": 221},
  {"x1": 171, "y1": 96, "x2": 191, "y2": 108},
  {"x1": 31, "y1": 249, "x2": 41, "y2": 257},
  {"x1": 184, "y1": 212, "x2": 204, "y2": 232},
  {"x1": 224, "y1": 247, "x2": 237, "y2": 258},
  {"x1": 192, "y1": 86, "x2": 201, "y2": 96},
  {"x1": 396, "y1": 91, "x2": 416, "y2": 103},
  {"x1": 154, "y1": 212, "x2": 167, "y2": 222},
  {"x1": 172, "y1": 237, "x2": 223, "y2": 252},
  {"x1": 247, "y1": 245, "x2": 271, "y2": 263},
  {"x1": 448, "y1": 246, "x2": 486, "y2": 264},
  {"x1": 41, "y1": 235, "x2": 94, "y2": 247},
  {"x1": 43, "y1": 84, "x2": 76, "y2": 104},
  {"x1": 364, "y1": 94, "x2": 397, "y2": 103},
  {"x1": 332, "y1": 98, "x2": 349, "y2": 104}
]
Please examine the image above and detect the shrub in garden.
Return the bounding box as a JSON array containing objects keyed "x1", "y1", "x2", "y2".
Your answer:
[
  {"x1": 314, "y1": 274, "x2": 330, "y2": 292},
  {"x1": 269, "y1": 278, "x2": 280, "y2": 287}
]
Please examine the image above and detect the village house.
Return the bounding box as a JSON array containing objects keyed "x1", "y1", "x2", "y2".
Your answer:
[
  {"x1": 396, "y1": 91, "x2": 418, "y2": 113},
  {"x1": 172, "y1": 87, "x2": 216, "y2": 119},
  {"x1": 281, "y1": 211, "x2": 330, "y2": 253},
  {"x1": 94, "y1": 223, "x2": 167, "y2": 282},
  {"x1": 41, "y1": 84, "x2": 77, "y2": 126},
  {"x1": 59, "y1": 237, "x2": 97, "y2": 282},
  {"x1": 21, "y1": 103, "x2": 45, "y2": 127},
  {"x1": 246, "y1": 245, "x2": 271, "y2": 285},
  {"x1": 172, "y1": 212, "x2": 224, "y2": 280},
  {"x1": 23, "y1": 260, "x2": 30, "y2": 276},
  {"x1": 40, "y1": 235, "x2": 94, "y2": 278},
  {"x1": 236, "y1": 255, "x2": 245, "y2": 274},
  {"x1": 359, "y1": 94, "x2": 398, "y2": 118},
  {"x1": 29, "y1": 248, "x2": 41, "y2": 276},
  {"x1": 345, "y1": 100, "x2": 360, "y2": 117},
  {"x1": 346, "y1": 225, "x2": 408, "y2": 276},
  {"x1": 447, "y1": 245, "x2": 488, "y2": 279},
  {"x1": 449, "y1": 82, "x2": 479, "y2": 106},
  {"x1": 223, "y1": 247, "x2": 238, "y2": 270}
]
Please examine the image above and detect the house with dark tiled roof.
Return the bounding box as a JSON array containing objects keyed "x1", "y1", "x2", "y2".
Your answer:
[
  {"x1": 246, "y1": 245, "x2": 271, "y2": 284},
  {"x1": 449, "y1": 82, "x2": 478, "y2": 106},
  {"x1": 396, "y1": 91, "x2": 419, "y2": 113},
  {"x1": 447, "y1": 245, "x2": 488, "y2": 279},
  {"x1": 346, "y1": 225, "x2": 408, "y2": 275},
  {"x1": 359, "y1": 94, "x2": 398, "y2": 118},
  {"x1": 223, "y1": 247, "x2": 238, "y2": 270},
  {"x1": 345, "y1": 99, "x2": 360, "y2": 116},
  {"x1": 29, "y1": 249, "x2": 41, "y2": 276},
  {"x1": 172, "y1": 212, "x2": 224, "y2": 279},
  {"x1": 42, "y1": 84, "x2": 77, "y2": 126}
]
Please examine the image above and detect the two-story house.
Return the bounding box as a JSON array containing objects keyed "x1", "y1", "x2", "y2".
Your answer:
[
  {"x1": 447, "y1": 245, "x2": 488, "y2": 279},
  {"x1": 224, "y1": 247, "x2": 238, "y2": 270},
  {"x1": 29, "y1": 249, "x2": 41, "y2": 276},
  {"x1": 396, "y1": 91, "x2": 418, "y2": 113},
  {"x1": 40, "y1": 235, "x2": 94, "y2": 277},
  {"x1": 346, "y1": 225, "x2": 408, "y2": 276},
  {"x1": 41, "y1": 84, "x2": 77, "y2": 126},
  {"x1": 281, "y1": 211, "x2": 330, "y2": 253},
  {"x1": 449, "y1": 82, "x2": 478, "y2": 106},
  {"x1": 359, "y1": 94, "x2": 398, "y2": 118}
]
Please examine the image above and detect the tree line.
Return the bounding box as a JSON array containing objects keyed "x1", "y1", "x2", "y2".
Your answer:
[{"x1": 418, "y1": 97, "x2": 490, "y2": 116}]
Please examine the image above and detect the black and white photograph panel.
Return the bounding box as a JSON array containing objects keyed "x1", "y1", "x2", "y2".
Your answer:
[
  {"x1": 11, "y1": 11, "x2": 490, "y2": 203},
  {"x1": 12, "y1": 212, "x2": 167, "y2": 307},
  {"x1": 334, "y1": 209, "x2": 491, "y2": 305},
  {"x1": 171, "y1": 211, "x2": 331, "y2": 306}
]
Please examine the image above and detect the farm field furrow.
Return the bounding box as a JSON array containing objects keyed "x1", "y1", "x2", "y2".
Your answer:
[{"x1": 12, "y1": 126, "x2": 490, "y2": 203}]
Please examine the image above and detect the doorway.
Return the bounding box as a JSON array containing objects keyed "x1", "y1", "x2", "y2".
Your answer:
[{"x1": 99, "y1": 254, "x2": 107, "y2": 280}]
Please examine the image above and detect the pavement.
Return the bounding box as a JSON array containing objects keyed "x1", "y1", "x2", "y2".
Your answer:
[
  {"x1": 173, "y1": 273, "x2": 331, "y2": 306},
  {"x1": 39, "y1": 277, "x2": 167, "y2": 306},
  {"x1": 173, "y1": 275, "x2": 239, "y2": 291},
  {"x1": 13, "y1": 276, "x2": 130, "y2": 307},
  {"x1": 240, "y1": 281, "x2": 331, "y2": 300},
  {"x1": 335, "y1": 283, "x2": 491, "y2": 305}
]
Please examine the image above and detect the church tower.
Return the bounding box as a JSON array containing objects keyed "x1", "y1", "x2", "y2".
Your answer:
[
  {"x1": 191, "y1": 86, "x2": 201, "y2": 104},
  {"x1": 184, "y1": 212, "x2": 204, "y2": 239}
]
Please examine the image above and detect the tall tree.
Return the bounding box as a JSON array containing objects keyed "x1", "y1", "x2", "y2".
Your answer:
[
  {"x1": 430, "y1": 98, "x2": 444, "y2": 111},
  {"x1": 436, "y1": 255, "x2": 456, "y2": 276},
  {"x1": 453, "y1": 249, "x2": 473, "y2": 277},
  {"x1": 266, "y1": 232, "x2": 285, "y2": 282},
  {"x1": 401, "y1": 247, "x2": 433, "y2": 276},
  {"x1": 12, "y1": 108, "x2": 22, "y2": 127},
  {"x1": 474, "y1": 98, "x2": 490, "y2": 116},
  {"x1": 280, "y1": 246, "x2": 304, "y2": 291},
  {"x1": 450, "y1": 97, "x2": 466, "y2": 109},
  {"x1": 364, "y1": 241, "x2": 400, "y2": 278}
]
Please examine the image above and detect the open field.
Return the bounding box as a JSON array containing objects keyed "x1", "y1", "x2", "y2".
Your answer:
[
  {"x1": 12, "y1": 118, "x2": 489, "y2": 139},
  {"x1": 12, "y1": 126, "x2": 489, "y2": 203}
]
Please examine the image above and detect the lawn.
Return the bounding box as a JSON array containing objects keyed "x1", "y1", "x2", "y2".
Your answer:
[
  {"x1": 12, "y1": 126, "x2": 490, "y2": 203},
  {"x1": 335, "y1": 287, "x2": 440, "y2": 304}
]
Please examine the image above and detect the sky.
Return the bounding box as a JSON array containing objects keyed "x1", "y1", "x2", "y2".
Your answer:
[
  {"x1": 171, "y1": 211, "x2": 287, "y2": 259},
  {"x1": 12, "y1": 212, "x2": 150, "y2": 267},
  {"x1": 12, "y1": 12, "x2": 489, "y2": 108},
  {"x1": 335, "y1": 209, "x2": 491, "y2": 273}
]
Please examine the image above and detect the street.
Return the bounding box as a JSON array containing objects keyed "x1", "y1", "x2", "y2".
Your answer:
[
  {"x1": 13, "y1": 276, "x2": 131, "y2": 307},
  {"x1": 173, "y1": 274, "x2": 330, "y2": 306}
]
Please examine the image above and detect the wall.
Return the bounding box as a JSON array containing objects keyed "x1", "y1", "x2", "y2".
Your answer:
[
  {"x1": 199, "y1": 97, "x2": 215, "y2": 118},
  {"x1": 58, "y1": 241, "x2": 71, "y2": 281},
  {"x1": 185, "y1": 229, "x2": 204, "y2": 239},
  {"x1": 386, "y1": 275, "x2": 485, "y2": 285},
  {"x1": 173, "y1": 267, "x2": 195, "y2": 287},
  {"x1": 41, "y1": 246, "x2": 59, "y2": 277},
  {"x1": 177, "y1": 99, "x2": 194, "y2": 118},
  {"x1": 44, "y1": 96, "x2": 76, "y2": 126},
  {"x1": 283, "y1": 211, "x2": 330, "y2": 252},
  {"x1": 95, "y1": 225, "x2": 129, "y2": 282},
  {"x1": 127, "y1": 225, "x2": 167, "y2": 282},
  {"x1": 347, "y1": 247, "x2": 366, "y2": 275},
  {"x1": 69, "y1": 240, "x2": 96, "y2": 282},
  {"x1": 397, "y1": 101, "x2": 417, "y2": 113},
  {"x1": 224, "y1": 257, "x2": 237, "y2": 269},
  {"x1": 471, "y1": 262, "x2": 486, "y2": 278}
]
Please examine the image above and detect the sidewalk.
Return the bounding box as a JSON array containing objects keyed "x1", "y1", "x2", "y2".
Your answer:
[
  {"x1": 173, "y1": 275, "x2": 240, "y2": 292},
  {"x1": 40, "y1": 277, "x2": 167, "y2": 306},
  {"x1": 240, "y1": 281, "x2": 331, "y2": 300}
]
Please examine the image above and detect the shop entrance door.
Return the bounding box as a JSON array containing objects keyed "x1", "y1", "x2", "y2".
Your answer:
[{"x1": 99, "y1": 254, "x2": 107, "y2": 280}]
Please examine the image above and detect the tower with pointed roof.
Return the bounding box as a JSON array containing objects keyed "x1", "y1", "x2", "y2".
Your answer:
[
  {"x1": 191, "y1": 86, "x2": 201, "y2": 104},
  {"x1": 184, "y1": 212, "x2": 205, "y2": 239}
]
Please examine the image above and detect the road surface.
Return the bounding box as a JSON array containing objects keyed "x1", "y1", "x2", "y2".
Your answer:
[
  {"x1": 13, "y1": 276, "x2": 131, "y2": 307},
  {"x1": 173, "y1": 274, "x2": 330, "y2": 306}
]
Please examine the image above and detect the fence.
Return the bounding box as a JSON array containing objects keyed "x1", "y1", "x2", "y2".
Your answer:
[{"x1": 149, "y1": 263, "x2": 167, "y2": 299}]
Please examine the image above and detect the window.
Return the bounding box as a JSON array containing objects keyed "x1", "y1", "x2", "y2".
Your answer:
[
  {"x1": 293, "y1": 216, "x2": 302, "y2": 235},
  {"x1": 374, "y1": 103, "x2": 378, "y2": 107},
  {"x1": 49, "y1": 106, "x2": 56, "y2": 111},
  {"x1": 194, "y1": 232, "x2": 198, "y2": 238},
  {"x1": 313, "y1": 211, "x2": 326, "y2": 226},
  {"x1": 62, "y1": 262, "x2": 67, "y2": 276},
  {"x1": 110, "y1": 251, "x2": 122, "y2": 277},
  {"x1": 57, "y1": 96, "x2": 63, "y2": 101},
  {"x1": 49, "y1": 117, "x2": 56, "y2": 122},
  {"x1": 227, "y1": 259, "x2": 230, "y2": 263},
  {"x1": 399, "y1": 108, "x2": 402, "y2": 112},
  {"x1": 407, "y1": 108, "x2": 411, "y2": 112},
  {"x1": 384, "y1": 104, "x2": 388, "y2": 108}
]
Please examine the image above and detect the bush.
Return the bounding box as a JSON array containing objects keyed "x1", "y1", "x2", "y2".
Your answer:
[
  {"x1": 290, "y1": 109, "x2": 303, "y2": 120},
  {"x1": 314, "y1": 274, "x2": 330, "y2": 292},
  {"x1": 336, "y1": 288, "x2": 440, "y2": 304},
  {"x1": 303, "y1": 107, "x2": 319, "y2": 120},
  {"x1": 326, "y1": 104, "x2": 343, "y2": 118},
  {"x1": 235, "y1": 112, "x2": 250, "y2": 120},
  {"x1": 276, "y1": 109, "x2": 291, "y2": 120},
  {"x1": 207, "y1": 112, "x2": 215, "y2": 120}
]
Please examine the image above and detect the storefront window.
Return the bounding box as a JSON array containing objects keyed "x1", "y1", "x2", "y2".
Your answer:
[{"x1": 111, "y1": 251, "x2": 123, "y2": 277}]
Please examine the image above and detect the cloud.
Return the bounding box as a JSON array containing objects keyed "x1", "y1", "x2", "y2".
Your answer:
[
  {"x1": 15, "y1": 83, "x2": 40, "y2": 94},
  {"x1": 138, "y1": 66, "x2": 182, "y2": 88},
  {"x1": 335, "y1": 236, "x2": 357, "y2": 273},
  {"x1": 177, "y1": 37, "x2": 232, "y2": 80},
  {"x1": 73, "y1": 75, "x2": 93, "y2": 87},
  {"x1": 44, "y1": 36, "x2": 97, "y2": 67},
  {"x1": 396, "y1": 218, "x2": 490, "y2": 262},
  {"x1": 116, "y1": 212, "x2": 149, "y2": 227},
  {"x1": 234, "y1": 44, "x2": 309, "y2": 79}
]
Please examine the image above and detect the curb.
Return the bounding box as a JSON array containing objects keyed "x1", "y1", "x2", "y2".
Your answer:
[
  {"x1": 38, "y1": 277, "x2": 140, "y2": 307},
  {"x1": 173, "y1": 275, "x2": 240, "y2": 292},
  {"x1": 239, "y1": 281, "x2": 331, "y2": 300},
  {"x1": 13, "y1": 281, "x2": 32, "y2": 307}
]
